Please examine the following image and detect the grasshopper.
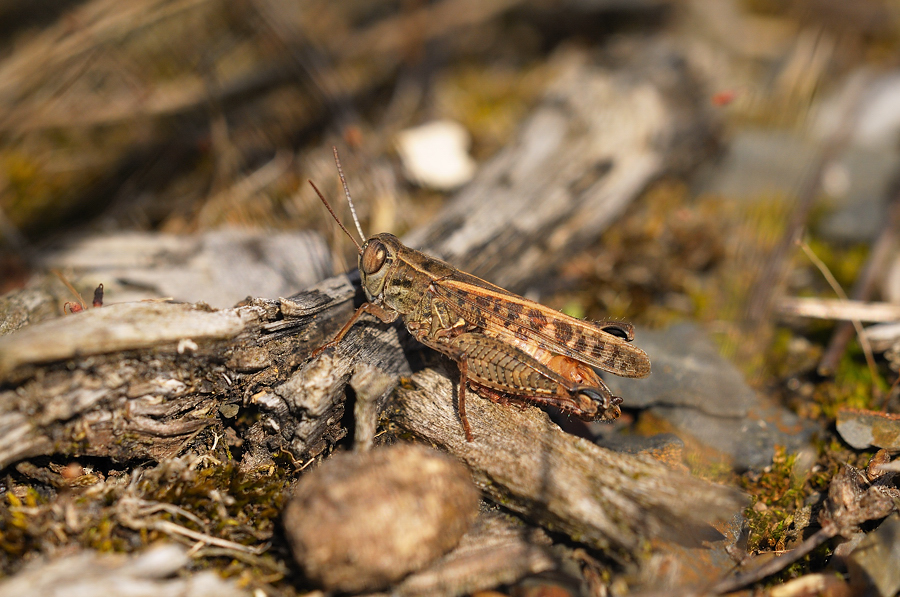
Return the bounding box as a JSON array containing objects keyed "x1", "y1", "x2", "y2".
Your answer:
[{"x1": 311, "y1": 148, "x2": 650, "y2": 441}]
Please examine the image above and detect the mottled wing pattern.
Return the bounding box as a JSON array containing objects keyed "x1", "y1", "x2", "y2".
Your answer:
[{"x1": 433, "y1": 273, "x2": 651, "y2": 378}]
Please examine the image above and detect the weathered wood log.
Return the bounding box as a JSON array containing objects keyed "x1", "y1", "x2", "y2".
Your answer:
[
  {"x1": 0, "y1": 275, "x2": 368, "y2": 471},
  {"x1": 392, "y1": 367, "x2": 744, "y2": 556}
]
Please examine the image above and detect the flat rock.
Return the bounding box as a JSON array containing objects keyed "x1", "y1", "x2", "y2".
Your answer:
[
  {"x1": 605, "y1": 323, "x2": 756, "y2": 417},
  {"x1": 649, "y1": 401, "x2": 815, "y2": 472},
  {"x1": 836, "y1": 408, "x2": 900, "y2": 451},
  {"x1": 604, "y1": 323, "x2": 818, "y2": 470},
  {"x1": 41, "y1": 229, "x2": 332, "y2": 308},
  {"x1": 846, "y1": 513, "x2": 900, "y2": 597}
]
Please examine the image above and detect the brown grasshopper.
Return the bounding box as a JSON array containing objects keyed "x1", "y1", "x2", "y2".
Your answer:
[{"x1": 311, "y1": 148, "x2": 650, "y2": 441}]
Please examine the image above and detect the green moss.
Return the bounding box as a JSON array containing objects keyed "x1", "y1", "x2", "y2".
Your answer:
[
  {"x1": 812, "y1": 346, "x2": 888, "y2": 420},
  {"x1": 684, "y1": 454, "x2": 738, "y2": 485},
  {"x1": 0, "y1": 457, "x2": 293, "y2": 581},
  {"x1": 741, "y1": 447, "x2": 808, "y2": 553},
  {"x1": 740, "y1": 441, "x2": 870, "y2": 566}
]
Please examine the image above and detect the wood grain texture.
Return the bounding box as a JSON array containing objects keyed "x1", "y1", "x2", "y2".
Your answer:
[
  {"x1": 387, "y1": 509, "x2": 555, "y2": 597},
  {"x1": 392, "y1": 367, "x2": 744, "y2": 555},
  {"x1": 0, "y1": 275, "x2": 390, "y2": 470}
]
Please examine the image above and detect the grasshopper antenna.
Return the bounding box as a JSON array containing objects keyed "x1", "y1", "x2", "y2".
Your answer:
[
  {"x1": 309, "y1": 179, "x2": 363, "y2": 255},
  {"x1": 331, "y1": 147, "x2": 367, "y2": 244}
]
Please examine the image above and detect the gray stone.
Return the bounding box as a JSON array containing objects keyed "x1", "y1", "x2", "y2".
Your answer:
[
  {"x1": 696, "y1": 128, "x2": 899, "y2": 244},
  {"x1": 650, "y1": 401, "x2": 815, "y2": 472},
  {"x1": 817, "y1": 146, "x2": 899, "y2": 244},
  {"x1": 698, "y1": 129, "x2": 815, "y2": 201},
  {"x1": 605, "y1": 323, "x2": 818, "y2": 470},
  {"x1": 836, "y1": 408, "x2": 900, "y2": 451},
  {"x1": 605, "y1": 323, "x2": 756, "y2": 417},
  {"x1": 847, "y1": 514, "x2": 900, "y2": 597}
]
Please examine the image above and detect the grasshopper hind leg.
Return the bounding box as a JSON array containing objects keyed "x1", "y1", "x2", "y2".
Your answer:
[
  {"x1": 456, "y1": 357, "x2": 475, "y2": 442},
  {"x1": 442, "y1": 333, "x2": 624, "y2": 439}
]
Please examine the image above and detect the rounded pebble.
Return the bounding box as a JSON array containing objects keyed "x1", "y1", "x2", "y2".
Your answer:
[{"x1": 283, "y1": 443, "x2": 479, "y2": 592}]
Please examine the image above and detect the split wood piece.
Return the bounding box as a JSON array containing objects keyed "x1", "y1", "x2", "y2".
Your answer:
[
  {"x1": 0, "y1": 275, "x2": 390, "y2": 472},
  {"x1": 391, "y1": 367, "x2": 746, "y2": 556},
  {"x1": 0, "y1": 543, "x2": 247, "y2": 597},
  {"x1": 776, "y1": 297, "x2": 900, "y2": 324}
]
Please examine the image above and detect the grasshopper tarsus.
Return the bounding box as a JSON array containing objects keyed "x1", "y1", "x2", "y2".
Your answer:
[
  {"x1": 311, "y1": 148, "x2": 650, "y2": 441},
  {"x1": 92, "y1": 283, "x2": 104, "y2": 308}
]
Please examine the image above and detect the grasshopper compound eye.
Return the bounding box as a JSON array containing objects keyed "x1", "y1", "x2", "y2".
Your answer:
[{"x1": 362, "y1": 240, "x2": 388, "y2": 274}]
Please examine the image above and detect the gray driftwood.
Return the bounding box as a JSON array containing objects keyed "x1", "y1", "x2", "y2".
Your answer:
[{"x1": 0, "y1": 276, "x2": 371, "y2": 471}]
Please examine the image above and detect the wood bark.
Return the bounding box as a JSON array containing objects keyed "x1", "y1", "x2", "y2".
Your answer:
[
  {"x1": 0, "y1": 276, "x2": 365, "y2": 471},
  {"x1": 392, "y1": 367, "x2": 744, "y2": 555}
]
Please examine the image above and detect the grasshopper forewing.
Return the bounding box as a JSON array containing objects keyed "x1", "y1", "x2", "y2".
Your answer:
[{"x1": 310, "y1": 148, "x2": 650, "y2": 441}]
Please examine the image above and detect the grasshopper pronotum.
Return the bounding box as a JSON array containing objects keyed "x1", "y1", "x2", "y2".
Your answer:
[{"x1": 311, "y1": 148, "x2": 650, "y2": 441}]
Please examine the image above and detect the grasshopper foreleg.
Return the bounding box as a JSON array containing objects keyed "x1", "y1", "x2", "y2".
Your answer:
[{"x1": 311, "y1": 302, "x2": 399, "y2": 358}]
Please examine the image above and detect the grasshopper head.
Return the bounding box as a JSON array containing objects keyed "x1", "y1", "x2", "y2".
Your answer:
[{"x1": 359, "y1": 233, "x2": 401, "y2": 301}]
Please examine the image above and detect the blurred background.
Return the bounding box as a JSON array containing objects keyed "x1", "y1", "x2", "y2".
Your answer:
[
  {"x1": 3, "y1": 0, "x2": 900, "y2": 382},
  {"x1": 4, "y1": 0, "x2": 900, "y2": 589},
  {"x1": 5, "y1": 0, "x2": 900, "y2": 401},
  {"x1": 0, "y1": 0, "x2": 895, "y2": 282}
]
